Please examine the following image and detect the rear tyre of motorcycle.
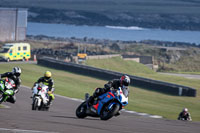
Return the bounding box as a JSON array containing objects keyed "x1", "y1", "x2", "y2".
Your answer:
[
  {"x1": 0, "y1": 94, "x2": 6, "y2": 104},
  {"x1": 45, "y1": 107, "x2": 49, "y2": 111},
  {"x1": 32, "y1": 99, "x2": 38, "y2": 110},
  {"x1": 0, "y1": 96, "x2": 4, "y2": 104},
  {"x1": 100, "y1": 104, "x2": 120, "y2": 120},
  {"x1": 76, "y1": 102, "x2": 87, "y2": 118}
]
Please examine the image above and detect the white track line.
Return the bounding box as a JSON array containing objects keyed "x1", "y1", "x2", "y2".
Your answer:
[
  {"x1": 22, "y1": 85, "x2": 163, "y2": 119},
  {"x1": 0, "y1": 128, "x2": 58, "y2": 133}
]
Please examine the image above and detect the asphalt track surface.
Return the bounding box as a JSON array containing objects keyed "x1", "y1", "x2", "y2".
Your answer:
[
  {"x1": 159, "y1": 72, "x2": 200, "y2": 79},
  {"x1": 0, "y1": 86, "x2": 200, "y2": 133}
]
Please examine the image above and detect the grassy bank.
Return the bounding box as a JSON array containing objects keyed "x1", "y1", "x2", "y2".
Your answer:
[
  {"x1": 0, "y1": 62, "x2": 200, "y2": 121},
  {"x1": 86, "y1": 57, "x2": 200, "y2": 96}
]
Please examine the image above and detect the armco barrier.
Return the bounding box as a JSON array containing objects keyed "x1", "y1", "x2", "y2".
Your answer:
[{"x1": 38, "y1": 57, "x2": 196, "y2": 97}]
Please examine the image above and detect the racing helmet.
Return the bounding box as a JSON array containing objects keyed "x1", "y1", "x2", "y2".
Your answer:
[
  {"x1": 183, "y1": 108, "x2": 188, "y2": 112},
  {"x1": 44, "y1": 71, "x2": 52, "y2": 79},
  {"x1": 120, "y1": 75, "x2": 130, "y2": 87},
  {"x1": 12, "y1": 67, "x2": 21, "y2": 77}
]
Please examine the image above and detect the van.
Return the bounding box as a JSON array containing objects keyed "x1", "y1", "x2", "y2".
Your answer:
[{"x1": 0, "y1": 43, "x2": 31, "y2": 62}]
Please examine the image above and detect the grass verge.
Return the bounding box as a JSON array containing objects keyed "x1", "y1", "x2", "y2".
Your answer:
[{"x1": 86, "y1": 57, "x2": 200, "y2": 96}]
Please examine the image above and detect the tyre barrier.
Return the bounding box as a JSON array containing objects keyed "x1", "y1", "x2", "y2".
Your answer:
[{"x1": 38, "y1": 57, "x2": 196, "y2": 97}]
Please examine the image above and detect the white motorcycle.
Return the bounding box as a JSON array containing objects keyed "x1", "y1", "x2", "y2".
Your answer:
[{"x1": 32, "y1": 83, "x2": 50, "y2": 111}]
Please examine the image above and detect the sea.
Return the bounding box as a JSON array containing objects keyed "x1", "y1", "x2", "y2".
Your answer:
[{"x1": 27, "y1": 22, "x2": 200, "y2": 45}]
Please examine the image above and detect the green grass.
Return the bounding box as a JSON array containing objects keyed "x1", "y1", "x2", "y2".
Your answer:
[
  {"x1": 86, "y1": 57, "x2": 200, "y2": 96},
  {"x1": 0, "y1": 63, "x2": 104, "y2": 98},
  {"x1": 86, "y1": 56, "x2": 156, "y2": 75},
  {"x1": 0, "y1": 62, "x2": 200, "y2": 121}
]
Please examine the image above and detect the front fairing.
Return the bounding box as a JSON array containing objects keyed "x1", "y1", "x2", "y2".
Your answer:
[
  {"x1": 97, "y1": 91, "x2": 122, "y2": 115},
  {"x1": 4, "y1": 89, "x2": 14, "y2": 96},
  {"x1": 116, "y1": 87, "x2": 129, "y2": 106},
  {"x1": 33, "y1": 84, "x2": 49, "y2": 95},
  {"x1": 38, "y1": 85, "x2": 49, "y2": 104},
  {"x1": 5, "y1": 79, "x2": 15, "y2": 90}
]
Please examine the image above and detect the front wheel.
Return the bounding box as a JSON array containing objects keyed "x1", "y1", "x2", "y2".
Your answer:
[
  {"x1": 76, "y1": 102, "x2": 87, "y2": 118},
  {"x1": 32, "y1": 98, "x2": 38, "y2": 110},
  {"x1": 100, "y1": 103, "x2": 120, "y2": 120},
  {"x1": 6, "y1": 58, "x2": 10, "y2": 62},
  {"x1": 22, "y1": 57, "x2": 26, "y2": 62}
]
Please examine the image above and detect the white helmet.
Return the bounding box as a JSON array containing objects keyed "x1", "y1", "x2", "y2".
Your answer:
[
  {"x1": 120, "y1": 75, "x2": 131, "y2": 86},
  {"x1": 12, "y1": 67, "x2": 21, "y2": 77},
  {"x1": 183, "y1": 108, "x2": 188, "y2": 112}
]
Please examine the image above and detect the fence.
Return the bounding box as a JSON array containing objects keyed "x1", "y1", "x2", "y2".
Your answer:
[{"x1": 37, "y1": 57, "x2": 196, "y2": 97}]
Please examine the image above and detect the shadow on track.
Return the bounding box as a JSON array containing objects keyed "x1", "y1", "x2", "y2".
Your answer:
[{"x1": 51, "y1": 115, "x2": 100, "y2": 121}]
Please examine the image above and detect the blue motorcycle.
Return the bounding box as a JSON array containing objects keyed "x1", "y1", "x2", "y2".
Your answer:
[{"x1": 76, "y1": 87, "x2": 129, "y2": 120}]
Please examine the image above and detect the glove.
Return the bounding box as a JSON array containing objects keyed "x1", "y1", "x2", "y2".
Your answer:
[
  {"x1": 48, "y1": 91, "x2": 52, "y2": 95},
  {"x1": 14, "y1": 89, "x2": 19, "y2": 94},
  {"x1": 104, "y1": 83, "x2": 111, "y2": 89}
]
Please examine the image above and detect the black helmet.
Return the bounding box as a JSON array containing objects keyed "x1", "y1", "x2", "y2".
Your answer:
[
  {"x1": 12, "y1": 67, "x2": 21, "y2": 77},
  {"x1": 120, "y1": 75, "x2": 130, "y2": 86}
]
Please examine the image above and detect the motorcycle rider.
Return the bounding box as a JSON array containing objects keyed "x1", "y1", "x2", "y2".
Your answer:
[
  {"x1": 0, "y1": 67, "x2": 21, "y2": 103},
  {"x1": 32, "y1": 71, "x2": 55, "y2": 106},
  {"x1": 87, "y1": 75, "x2": 131, "y2": 115},
  {"x1": 178, "y1": 108, "x2": 192, "y2": 121}
]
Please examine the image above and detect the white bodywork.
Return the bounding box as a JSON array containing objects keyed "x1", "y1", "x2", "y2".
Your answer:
[
  {"x1": 115, "y1": 87, "x2": 129, "y2": 106},
  {"x1": 32, "y1": 84, "x2": 49, "y2": 106}
]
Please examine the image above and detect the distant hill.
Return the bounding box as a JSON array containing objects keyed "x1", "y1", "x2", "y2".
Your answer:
[
  {"x1": 1, "y1": 0, "x2": 200, "y2": 30},
  {"x1": 23, "y1": 35, "x2": 200, "y2": 72}
]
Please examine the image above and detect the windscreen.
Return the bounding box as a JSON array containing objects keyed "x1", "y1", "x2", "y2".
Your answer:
[
  {"x1": 0, "y1": 48, "x2": 9, "y2": 53},
  {"x1": 122, "y1": 86, "x2": 129, "y2": 97}
]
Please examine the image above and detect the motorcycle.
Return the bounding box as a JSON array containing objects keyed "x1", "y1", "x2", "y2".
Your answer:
[
  {"x1": 32, "y1": 83, "x2": 50, "y2": 111},
  {"x1": 76, "y1": 87, "x2": 129, "y2": 120},
  {"x1": 0, "y1": 78, "x2": 16, "y2": 104}
]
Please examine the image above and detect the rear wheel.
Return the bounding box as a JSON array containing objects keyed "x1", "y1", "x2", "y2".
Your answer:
[
  {"x1": 32, "y1": 98, "x2": 38, "y2": 110},
  {"x1": 6, "y1": 58, "x2": 10, "y2": 62},
  {"x1": 0, "y1": 95, "x2": 4, "y2": 104},
  {"x1": 76, "y1": 102, "x2": 87, "y2": 118},
  {"x1": 45, "y1": 106, "x2": 49, "y2": 111},
  {"x1": 22, "y1": 57, "x2": 26, "y2": 61},
  {"x1": 0, "y1": 93, "x2": 8, "y2": 104},
  {"x1": 100, "y1": 103, "x2": 120, "y2": 120}
]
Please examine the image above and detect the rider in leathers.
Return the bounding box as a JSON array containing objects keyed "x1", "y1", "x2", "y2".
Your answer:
[
  {"x1": 33, "y1": 71, "x2": 55, "y2": 106},
  {"x1": 178, "y1": 108, "x2": 192, "y2": 121},
  {"x1": 0, "y1": 67, "x2": 21, "y2": 103},
  {"x1": 88, "y1": 75, "x2": 131, "y2": 115}
]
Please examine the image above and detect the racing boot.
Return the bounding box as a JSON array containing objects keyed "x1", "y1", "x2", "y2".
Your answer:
[{"x1": 47, "y1": 96, "x2": 53, "y2": 106}]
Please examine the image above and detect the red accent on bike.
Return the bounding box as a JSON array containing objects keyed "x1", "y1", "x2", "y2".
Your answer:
[
  {"x1": 93, "y1": 102, "x2": 99, "y2": 110},
  {"x1": 38, "y1": 87, "x2": 42, "y2": 90},
  {"x1": 107, "y1": 95, "x2": 111, "y2": 98},
  {"x1": 109, "y1": 92, "x2": 115, "y2": 97},
  {"x1": 5, "y1": 77, "x2": 8, "y2": 82}
]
